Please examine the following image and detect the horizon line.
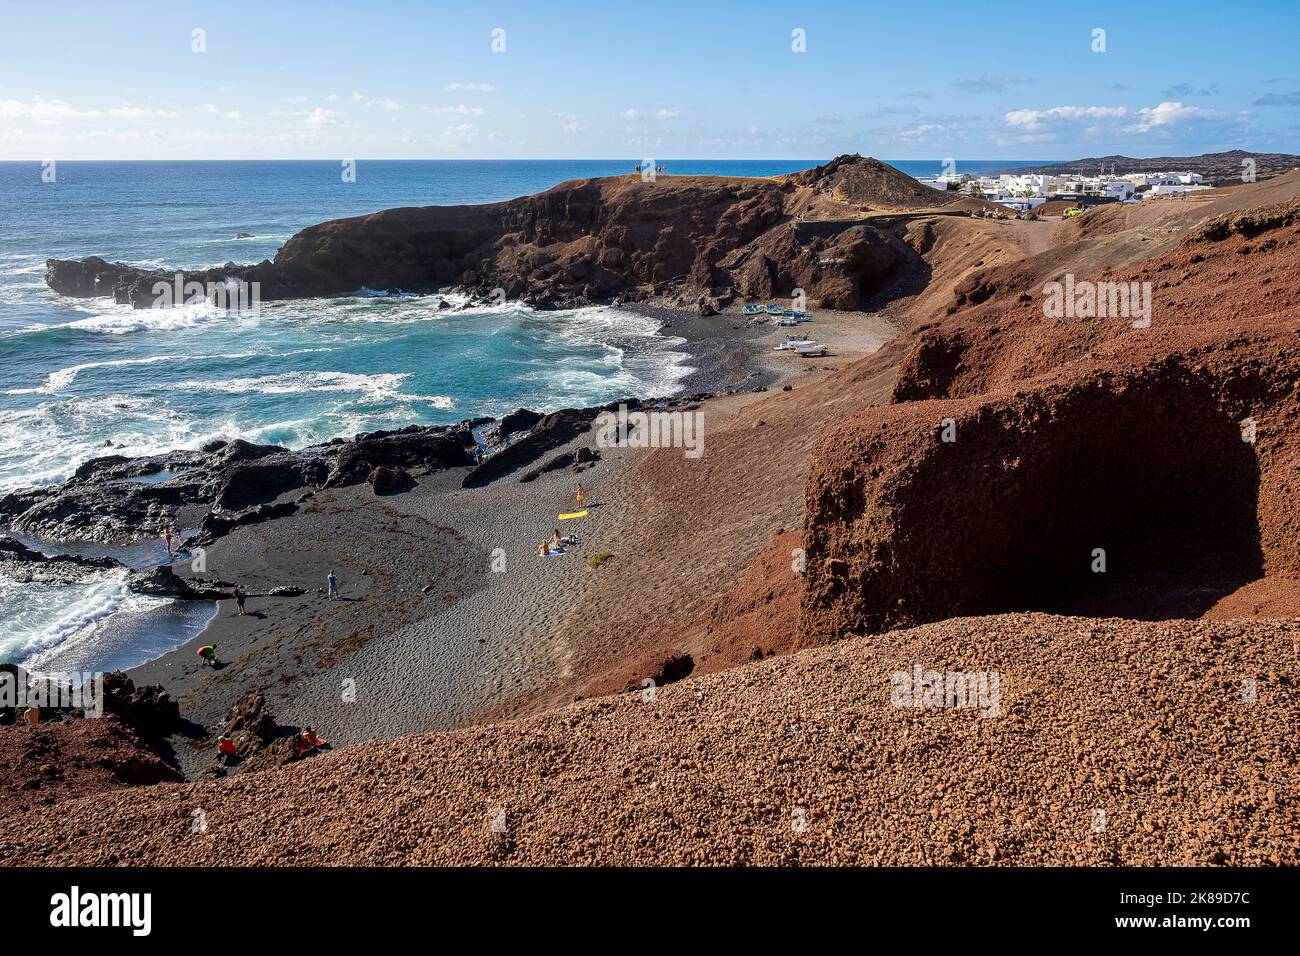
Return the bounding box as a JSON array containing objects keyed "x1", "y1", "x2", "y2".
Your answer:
[{"x1": 0, "y1": 156, "x2": 1075, "y2": 164}]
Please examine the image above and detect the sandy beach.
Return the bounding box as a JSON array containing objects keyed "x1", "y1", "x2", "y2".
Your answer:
[{"x1": 124, "y1": 302, "x2": 900, "y2": 777}]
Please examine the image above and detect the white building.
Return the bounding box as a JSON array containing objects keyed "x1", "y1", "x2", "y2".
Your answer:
[{"x1": 997, "y1": 196, "x2": 1047, "y2": 212}]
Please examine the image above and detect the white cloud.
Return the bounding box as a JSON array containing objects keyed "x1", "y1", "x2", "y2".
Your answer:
[
  {"x1": 1004, "y1": 105, "x2": 1128, "y2": 131},
  {"x1": 440, "y1": 123, "x2": 478, "y2": 147},
  {"x1": 624, "y1": 109, "x2": 641, "y2": 121},
  {"x1": 433, "y1": 104, "x2": 485, "y2": 116},
  {"x1": 899, "y1": 123, "x2": 946, "y2": 139},
  {"x1": 655, "y1": 109, "x2": 680, "y2": 120},
  {"x1": 224, "y1": 110, "x2": 242, "y2": 120},
  {"x1": 287, "y1": 95, "x2": 308, "y2": 105},
  {"x1": 0, "y1": 97, "x2": 177, "y2": 124},
  {"x1": 305, "y1": 107, "x2": 344, "y2": 128},
  {"x1": 346, "y1": 92, "x2": 400, "y2": 111},
  {"x1": 1122, "y1": 101, "x2": 1224, "y2": 133},
  {"x1": 445, "y1": 82, "x2": 495, "y2": 93},
  {"x1": 1003, "y1": 100, "x2": 1237, "y2": 142}
]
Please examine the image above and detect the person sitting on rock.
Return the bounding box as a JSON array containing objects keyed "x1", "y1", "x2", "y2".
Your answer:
[
  {"x1": 22, "y1": 703, "x2": 39, "y2": 727},
  {"x1": 216, "y1": 736, "x2": 237, "y2": 764},
  {"x1": 302, "y1": 726, "x2": 321, "y2": 748}
]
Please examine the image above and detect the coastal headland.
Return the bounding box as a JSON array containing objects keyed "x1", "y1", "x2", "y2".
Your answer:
[{"x1": 3, "y1": 155, "x2": 1297, "y2": 865}]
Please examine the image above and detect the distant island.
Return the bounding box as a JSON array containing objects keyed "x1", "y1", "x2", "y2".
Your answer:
[{"x1": 993, "y1": 149, "x2": 1300, "y2": 185}]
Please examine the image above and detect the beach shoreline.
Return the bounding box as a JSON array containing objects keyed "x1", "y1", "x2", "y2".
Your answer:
[{"x1": 97, "y1": 300, "x2": 896, "y2": 778}]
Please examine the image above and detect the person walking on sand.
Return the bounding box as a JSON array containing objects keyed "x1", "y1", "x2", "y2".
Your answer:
[
  {"x1": 234, "y1": 585, "x2": 246, "y2": 616},
  {"x1": 576, "y1": 483, "x2": 585, "y2": 509},
  {"x1": 162, "y1": 525, "x2": 174, "y2": 556},
  {"x1": 327, "y1": 570, "x2": 338, "y2": 600}
]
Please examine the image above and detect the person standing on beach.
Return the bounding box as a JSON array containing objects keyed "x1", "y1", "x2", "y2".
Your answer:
[
  {"x1": 234, "y1": 585, "x2": 246, "y2": 616},
  {"x1": 576, "y1": 483, "x2": 585, "y2": 509},
  {"x1": 327, "y1": 571, "x2": 338, "y2": 600},
  {"x1": 163, "y1": 525, "x2": 174, "y2": 556}
]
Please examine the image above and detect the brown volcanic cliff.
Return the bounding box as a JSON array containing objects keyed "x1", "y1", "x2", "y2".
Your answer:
[
  {"x1": 799, "y1": 191, "x2": 1300, "y2": 644},
  {"x1": 47, "y1": 156, "x2": 945, "y2": 312}
]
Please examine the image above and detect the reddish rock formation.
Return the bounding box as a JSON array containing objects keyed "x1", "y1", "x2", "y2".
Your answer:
[
  {"x1": 0, "y1": 718, "x2": 181, "y2": 815},
  {"x1": 801, "y1": 194, "x2": 1300, "y2": 642}
]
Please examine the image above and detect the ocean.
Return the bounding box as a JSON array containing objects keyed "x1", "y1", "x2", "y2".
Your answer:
[{"x1": 0, "y1": 158, "x2": 1047, "y2": 672}]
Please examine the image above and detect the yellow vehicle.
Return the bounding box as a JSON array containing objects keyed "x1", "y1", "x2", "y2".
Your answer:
[{"x1": 1063, "y1": 207, "x2": 1083, "y2": 217}]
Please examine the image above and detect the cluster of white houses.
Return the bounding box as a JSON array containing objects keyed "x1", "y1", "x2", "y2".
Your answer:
[{"x1": 918, "y1": 169, "x2": 1211, "y2": 212}]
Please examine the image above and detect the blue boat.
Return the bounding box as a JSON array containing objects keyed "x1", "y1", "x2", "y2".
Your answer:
[
  {"x1": 764, "y1": 303, "x2": 784, "y2": 314},
  {"x1": 741, "y1": 304, "x2": 764, "y2": 314}
]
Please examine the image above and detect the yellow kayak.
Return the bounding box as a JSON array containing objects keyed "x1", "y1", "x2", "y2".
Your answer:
[{"x1": 558, "y1": 510, "x2": 588, "y2": 520}]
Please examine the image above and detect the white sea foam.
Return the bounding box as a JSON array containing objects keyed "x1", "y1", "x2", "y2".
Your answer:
[
  {"x1": 177, "y1": 370, "x2": 407, "y2": 397},
  {"x1": 4, "y1": 355, "x2": 180, "y2": 395},
  {"x1": 0, "y1": 567, "x2": 131, "y2": 663},
  {"x1": 61, "y1": 298, "x2": 234, "y2": 335},
  {"x1": 0, "y1": 395, "x2": 196, "y2": 491}
]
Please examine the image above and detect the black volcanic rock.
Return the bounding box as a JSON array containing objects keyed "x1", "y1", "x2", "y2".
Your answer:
[
  {"x1": 462, "y1": 407, "x2": 606, "y2": 487},
  {"x1": 101, "y1": 672, "x2": 181, "y2": 742},
  {"x1": 326, "y1": 425, "x2": 474, "y2": 487},
  {"x1": 496, "y1": 408, "x2": 545, "y2": 440},
  {"x1": 194, "y1": 500, "x2": 299, "y2": 546},
  {"x1": 209, "y1": 453, "x2": 328, "y2": 510},
  {"x1": 519, "y1": 446, "x2": 601, "y2": 483},
  {"x1": 128, "y1": 565, "x2": 233, "y2": 600},
  {"x1": 367, "y1": 465, "x2": 414, "y2": 495},
  {"x1": 0, "y1": 537, "x2": 123, "y2": 585}
]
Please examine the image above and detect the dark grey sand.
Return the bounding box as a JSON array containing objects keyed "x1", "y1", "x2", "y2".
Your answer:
[{"x1": 125, "y1": 303, "x2": 898, "y2": 777}]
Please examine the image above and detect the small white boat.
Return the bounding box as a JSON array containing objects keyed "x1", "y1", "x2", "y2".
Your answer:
[
  {"x1": 774, "y1": 338, "x2": 814, "y2": 351},
  {"x1": 741, "y1": 304, "x2": 764, "y2": 315},
  {"x1": 794, "y1": 341, "x2": 827, "y2": 356}
]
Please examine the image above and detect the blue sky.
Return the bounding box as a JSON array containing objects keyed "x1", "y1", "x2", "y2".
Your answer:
[{"x1": 1, "y1": 0, "x2": 1297, "y2": 160}]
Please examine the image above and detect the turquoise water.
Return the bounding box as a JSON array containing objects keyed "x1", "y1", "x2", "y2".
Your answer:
[{"x1": 0, "y1": 158, "x2": 1048, "y2": 671}]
